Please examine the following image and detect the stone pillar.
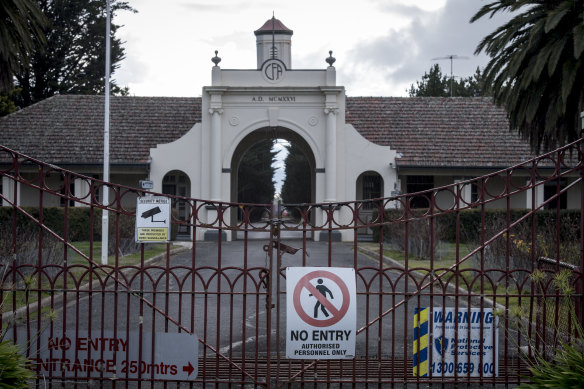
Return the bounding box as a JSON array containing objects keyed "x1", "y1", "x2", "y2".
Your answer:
[
  {"x1": 209, "y1": 107, "x2": 223, "y2": 201},
  {"x1": 324, "y1": 107, "x2": 337, "y2": 202}
]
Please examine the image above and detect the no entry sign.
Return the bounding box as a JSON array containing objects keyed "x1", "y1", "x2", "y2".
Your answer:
[
  {"x1": 13, "y1": 329, "x2": 198, "y2": 380},
  {"x1": 286, "y1": 267, "x2": 356, "y2": 359}
]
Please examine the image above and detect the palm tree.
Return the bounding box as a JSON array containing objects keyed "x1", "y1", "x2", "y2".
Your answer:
[
  {"x1": 472, "y1": 0, "x2": 584, "y2": 152},
  {"x1": 0, "y1": 0, "x2": 46, "y2": 91}
]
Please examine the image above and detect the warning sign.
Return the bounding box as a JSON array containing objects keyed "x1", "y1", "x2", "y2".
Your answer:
[
  {"x1": 413, "y1": 307, "x2": 499, "y2": 377},
  {"x1": 135, "y1": 196, "x2": 171, "y2": 242},
  {"x1": 13, "y1": 329, "x2": 198, "y2": 380},
  {"x1": 286, "y1": 267, "x2": 356, "y2": 359}
]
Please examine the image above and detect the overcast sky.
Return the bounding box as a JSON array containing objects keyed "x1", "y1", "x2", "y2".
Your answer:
[{"x1": 114, "y1": 0, "x2": 512, "y2": 98}]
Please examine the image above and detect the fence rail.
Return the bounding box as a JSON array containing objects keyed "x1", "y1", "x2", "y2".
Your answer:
[{"x1": 0, "y1": 141, "x2": 583, "y2": 387}]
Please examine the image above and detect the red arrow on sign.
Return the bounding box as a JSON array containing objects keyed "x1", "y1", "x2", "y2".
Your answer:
[{"x1": 182, "y1": 361, "x2": 194, "y2": 376}]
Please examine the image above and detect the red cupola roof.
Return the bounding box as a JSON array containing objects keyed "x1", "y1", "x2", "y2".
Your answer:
[{"x1": 254, "y1": 17, "x2": 293, "y2": 36}]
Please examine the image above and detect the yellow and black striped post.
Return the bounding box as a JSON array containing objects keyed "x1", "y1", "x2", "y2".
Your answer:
[{"x1": 413, "y1": 307, "x2": 429, "y2": 376}]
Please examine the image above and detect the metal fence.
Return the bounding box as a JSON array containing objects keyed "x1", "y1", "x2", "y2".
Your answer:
[{"x1": 0, "y1": 141, "x2": 583, "y2": 387}]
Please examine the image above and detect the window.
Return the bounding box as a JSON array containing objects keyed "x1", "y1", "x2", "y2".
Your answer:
[
  {"x1": 60, "y1": 176, "x2": 75, "y2": 207},
  {"x1": 471, "y1": 182, "x2": 479, "y2": 203},
  {"x1": 406, "y1": 175, "x2": 434, "y2": 208},
  {"x1": 544, "y1": 179, "x2": 567, "y2": 209},
  {"x1": 362, "y1": 174, "x2": 382, "y2": 209}
]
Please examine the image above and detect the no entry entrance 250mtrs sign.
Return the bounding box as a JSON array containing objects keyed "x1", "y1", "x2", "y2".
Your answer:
[{"x1": 286, "y1": 267, "x2": 357, "y2": 359}]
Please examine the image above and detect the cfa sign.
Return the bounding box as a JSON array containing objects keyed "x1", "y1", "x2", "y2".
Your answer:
[
  {"x1": 286, "y1": 267, "x2": 356, "y2": 359},
  {"x1": 14, "y1": 330, "x2": 198, "y2": 380},
  {"x1": 135, "y1": 196, "x2": 171, "y2": 242},
  {"x1": 413, "y1": 307, "x2": 499, "y2": 377}
]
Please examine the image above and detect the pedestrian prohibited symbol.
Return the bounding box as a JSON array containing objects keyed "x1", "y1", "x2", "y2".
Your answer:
[
  {"x1": 293, "y1": 270, "x2": 351, "y2": 327},
  {"x1": 287, "y1": 267, "x2": 357, "y2": 359}
]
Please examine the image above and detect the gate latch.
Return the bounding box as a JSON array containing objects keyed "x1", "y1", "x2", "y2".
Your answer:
[{"x1": 263, "y1": 242, "x2": 300, "y2": 255}]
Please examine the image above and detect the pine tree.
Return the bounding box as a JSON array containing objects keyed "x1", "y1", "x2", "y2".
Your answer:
[{"x1": 12, "y1": 0, "x2": 133, "y2": 109}]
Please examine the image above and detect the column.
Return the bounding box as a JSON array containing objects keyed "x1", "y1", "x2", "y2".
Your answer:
[
  {"x1": 526, "y1": 178, "x2": 544, "y2": 209},
  {"x1": 74, "y1": 177, "x2": 91, "y2": 207},
  {"x1": 324, "y1": 107, "x2": 337, "y2": 202},
  {"x1": 2, "y1": 175, "x2": 19, "y2": 206},
  {"x1": 209, "y1": 107, "x2": 223, "y2": 201},
  {"x1": 454, "y1": 177, "x2": 472, "y2": 205}
]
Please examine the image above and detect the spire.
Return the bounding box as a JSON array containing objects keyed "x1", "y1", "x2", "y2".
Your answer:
[{"x1": 271, "y1": 13, "x2": 276, "y2": 59}]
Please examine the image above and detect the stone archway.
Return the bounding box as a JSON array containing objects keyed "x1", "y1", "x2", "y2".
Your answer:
[
  {"x1": 229, "y1": 127, "x2": 317, "y2": 239},
  {"x1": 230, "y1": 127, "x2": 316, "y2": 206}
]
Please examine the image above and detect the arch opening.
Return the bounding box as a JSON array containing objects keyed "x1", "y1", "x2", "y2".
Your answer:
[
  {"x1": 162, "y1": 170, "x2": 191, "y2": 238},
  {"x1": 230, "y1": 127, "x2": 316, "y2": 239}
]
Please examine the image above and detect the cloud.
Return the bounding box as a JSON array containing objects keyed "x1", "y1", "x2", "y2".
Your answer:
[{"x1": 341, "y1": 0, "x2": 511, "y2": 96}]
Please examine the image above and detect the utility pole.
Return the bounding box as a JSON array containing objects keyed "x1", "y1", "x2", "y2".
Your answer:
[{"x1": 102, "y1": 0, "x2": 111, "y2": 265}]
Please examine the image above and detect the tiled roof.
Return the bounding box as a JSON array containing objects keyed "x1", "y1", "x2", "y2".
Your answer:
[
  {"x1": 0, "y1": 95, "x2": 201, "y2": 165},
  {"x1": 345, "y1": 97, "x2": 536, "y2": 169},
  {"x1": 254, "y1": 18, "x2": 293, "y2": 35},
  {"x1": 0, "y1": 94, "x2": 537, "y2": 169}
]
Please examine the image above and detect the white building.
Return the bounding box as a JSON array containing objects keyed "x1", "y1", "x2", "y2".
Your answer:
[{"x1": 1, "y1": 17, "x2": 578, "y2": 241}]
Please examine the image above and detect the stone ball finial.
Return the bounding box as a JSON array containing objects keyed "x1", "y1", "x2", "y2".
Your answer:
[
  {"x1": 212, "y1": 50, "x2": 221, "y2": 66},
  {"x1": 326, "y1": 50, "x2": 336, "y2": 67}
]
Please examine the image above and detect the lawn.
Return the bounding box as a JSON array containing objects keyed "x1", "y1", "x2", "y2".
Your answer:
[{"x1": 1, "y1": 241, "x2": 181, "y2": 315}]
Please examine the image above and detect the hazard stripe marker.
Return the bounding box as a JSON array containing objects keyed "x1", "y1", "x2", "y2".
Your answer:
[{"x1": 413, "y1": 307, "x2": 429, "y2": 377}]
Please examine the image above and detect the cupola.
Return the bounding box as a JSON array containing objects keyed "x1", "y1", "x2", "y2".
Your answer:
[{"x1": 254, "y1": 17, "x2": 293, "y2": 69}]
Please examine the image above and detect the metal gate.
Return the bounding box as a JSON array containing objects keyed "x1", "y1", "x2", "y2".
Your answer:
[{"x1": 1, "y1": 141, "x2": 583, "y2": 387}]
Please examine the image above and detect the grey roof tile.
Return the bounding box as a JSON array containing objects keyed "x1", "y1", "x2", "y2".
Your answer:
[{"x1": 0, "y1": 94, "x2": 539, "y2": 169}]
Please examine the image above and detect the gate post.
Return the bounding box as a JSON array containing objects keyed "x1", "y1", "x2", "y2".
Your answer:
[{"x1": 579, "y1": 114, "x2": 584, "y2": 327}]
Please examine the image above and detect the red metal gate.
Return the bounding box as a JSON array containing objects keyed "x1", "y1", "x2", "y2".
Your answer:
[{"x1": 0, "y1": 141, "x2": 583, "y2": 387}]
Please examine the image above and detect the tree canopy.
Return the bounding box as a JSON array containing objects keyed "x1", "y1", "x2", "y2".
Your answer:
[
  {"x1": 472, "y1": 0, "x2": 584, "y2": 152},
  {"x1": 0, "y1": 0, "x2": 46, "y2": 93},
  {"x1": 238, "y1": 139, "x2": 277, "y2": 206},
  {"x1": 408, "y1": 64, "x2": 486, "y2": 97},
  {"x1": 9, "y1": 0, "x2": 133, "y2": 110},
  {"x1": 281, "y1": 143, "x2": 311, "y2": 205}
]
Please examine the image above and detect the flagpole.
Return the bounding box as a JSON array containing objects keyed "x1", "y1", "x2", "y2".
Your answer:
[{"x1": 101, "y1": 0, "x2": 111, "y2": 265}]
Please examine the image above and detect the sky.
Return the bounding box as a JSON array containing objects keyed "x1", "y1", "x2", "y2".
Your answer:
[
  {"x1": 113, "y1": 0, "x2": 512, "y2": 98},
  {"x1": 112, "y1": 0, "x2": 512, "y2": 195}
]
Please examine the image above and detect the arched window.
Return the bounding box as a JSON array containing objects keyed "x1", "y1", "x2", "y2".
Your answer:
[{"x1": 162, "y1": 170, "x2": 191, "y2": 237}]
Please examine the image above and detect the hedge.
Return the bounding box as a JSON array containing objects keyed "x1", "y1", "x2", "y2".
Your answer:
[
  {"x1": 0, "y1": 206, "x2": 179, "y2": 242},
  {"x1": 372, "y1": 208, "x2": 581, "y2": 243}
]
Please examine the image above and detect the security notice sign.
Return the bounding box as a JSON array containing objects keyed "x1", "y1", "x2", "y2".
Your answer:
[
  {"x1": 135, "y1": 196, "x2": 171, "y2": 242},
  {"x1": 14, "y1": 330, "x2": 198, "y2": 380},
  {"x1": 413, "y1": 307, "x2": 499, "y2": 377},
  {"x1": 286, "y1": 267, "x2": 356, "y2": 359}
]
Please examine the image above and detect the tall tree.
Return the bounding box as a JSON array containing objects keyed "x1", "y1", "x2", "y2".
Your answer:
[
  {"x1": 238, "y1": 139, "x2": 277, "y2": 206},
  {"x1": 13, "y1": 0, "x2": 133, "y2": 108},
  {"x1": 281, "y1": 143, "x2": 311, "y2": 204},
  {"x1": 408, "y1": 64, "x2": 486, "y2": 97},
  {"x1": 472, "y1": 0, "x2": 584, "y2": 152},
  {"x1": 0, "y1": 0, "x2": 46, "y2": 92}
]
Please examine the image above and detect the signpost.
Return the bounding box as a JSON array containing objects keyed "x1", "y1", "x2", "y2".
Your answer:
[
  {"x1": 19, "y1": 330, "x2": 197, "y2": 380},
  {"x1": 286, "y1": 267, "x2": 356, "y2": 359},
  {"x1": 135, "y1": 196, "x2": 171, "y2": 242},
  {"x1": 413, "y1": 307, "x2": 499, "y2": 377}
]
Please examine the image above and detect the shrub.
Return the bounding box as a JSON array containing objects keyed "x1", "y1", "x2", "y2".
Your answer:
[
  {"x1": 514, "y1": 270, "x2": 584, "y2": 388},
  {"x1": 0, "y1": 340, "x2": 35, "y2": 388}
]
